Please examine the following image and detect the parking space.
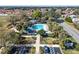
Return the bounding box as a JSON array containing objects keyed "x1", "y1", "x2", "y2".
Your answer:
[
  {"x1": 40, "y1": 45, "x2": 63, "y2": 54},
  {"x1": 8, "y1": 46, "x2": 35, "y2": 54}
]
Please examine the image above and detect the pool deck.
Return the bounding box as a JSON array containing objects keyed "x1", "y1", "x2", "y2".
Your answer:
[{"x1": 43, "y1": 24, "x2": 49, "y2": 31}]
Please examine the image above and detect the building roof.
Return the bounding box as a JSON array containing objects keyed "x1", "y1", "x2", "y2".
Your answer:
[{"x1": 30, "y1": 20, "x2": 37, "y2": 23}]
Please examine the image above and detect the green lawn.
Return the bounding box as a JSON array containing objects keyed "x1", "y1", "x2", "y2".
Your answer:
[
  {"x1": 40, "y1": 47, "x2": 44, "y2": 54},
  {"x1": 63, "y1": 49, "x2": 79, "y2": 54},
  {"x1": 0, "y1": 16, "x2": 9, "y2": 27},
  {"x1": 41, "y1": 37, "x2": 58, "y2": 44},
  {"x1": 30, "y1": 47, "x2": 36, "y2": 54}
]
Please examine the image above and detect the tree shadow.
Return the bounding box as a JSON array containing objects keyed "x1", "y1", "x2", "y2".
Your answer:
[
  {"x1": 55, "y1": 20, "x2": 64, "y2": 23},
  {"x1": 52, "y1": 18, "x2": 64, "y2": 23}
]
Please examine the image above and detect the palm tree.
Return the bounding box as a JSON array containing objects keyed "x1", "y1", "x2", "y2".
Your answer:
[{"x1": 32, "y1": 9, "x2": 42, "y2": 19}]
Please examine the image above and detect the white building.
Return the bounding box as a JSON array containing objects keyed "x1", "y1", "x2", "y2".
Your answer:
[
  {"x1": 70, "y1": 15, "x2": 79, "y2": 24},
  {"x1": 0, "y1": 14, "x2": 8, "y2": 16}
]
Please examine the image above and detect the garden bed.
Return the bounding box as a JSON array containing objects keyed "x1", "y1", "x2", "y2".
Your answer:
[
  {"x1": 40, "y1": 37, "x2": 59, "y2": 44},
  {"x1": 19, "y1": 37, "x2": 37, "y2": 44}
]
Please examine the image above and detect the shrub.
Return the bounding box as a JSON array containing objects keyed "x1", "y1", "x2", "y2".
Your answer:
[
  {"x1": 65, "y1": 17, "x2": 72, "y2": 23},
  {"x1": 53, "y1": 40, "x2": 59, "y2": 44},
  {"x1": 37, "y1": 29, "x2": 46, "y2": 36},
  {"x1": 32, "y1": 9, "x2": 42, "y2": 19},
  {"x1": 76, "y1": 44, "x2": 79, "y2": 51}
]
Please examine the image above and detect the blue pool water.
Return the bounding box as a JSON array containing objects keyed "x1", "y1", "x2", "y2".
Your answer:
[{"x1": 32, "y1": 24, "x2": 44, "y2": 31}]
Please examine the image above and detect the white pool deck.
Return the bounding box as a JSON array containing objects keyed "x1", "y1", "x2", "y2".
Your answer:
[{"x1": 43, "y1": 24, "x2": 49, "y2": 31}]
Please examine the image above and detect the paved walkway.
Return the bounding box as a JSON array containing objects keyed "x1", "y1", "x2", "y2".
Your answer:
[
  {"x1": 35, "y1": 34, "x2": 40, "y2": 54},
  {"x1": 22, "y1": 34, "x2": 41, "y2": 54}
]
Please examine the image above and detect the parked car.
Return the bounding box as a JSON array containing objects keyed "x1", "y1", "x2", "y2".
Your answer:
[
  {"x1": 53, "y1": 47, "x2": 62, "y2": 54},
  {"x1": 43, "y1": 46, "x2": 50, "y2": 54},
  {"x1": 18, "y1": 46, "x2": 29, "y2": 54},
  {"x1": 8, "y1": 46, "x2": 30, "y2": 54},
  {"x1": 50, "y1": 47, "x2": 55, "y2": 54}
]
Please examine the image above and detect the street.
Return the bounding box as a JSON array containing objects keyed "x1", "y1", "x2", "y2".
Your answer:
[{"x1": 59, "y1": 22, "x2": 79, "y2": 43}]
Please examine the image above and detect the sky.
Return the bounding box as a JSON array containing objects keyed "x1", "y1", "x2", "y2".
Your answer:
[{"x1": 0, "y1": 0, "x2": 79, "y2": 6}]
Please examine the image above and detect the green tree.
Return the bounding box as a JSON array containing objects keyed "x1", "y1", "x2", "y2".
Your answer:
[
  {"x1": 9, "y1": 15, "x2": 18, "y2": 26},
  {"x1": 37, "y1": 30, "x2": 46, "y2": 36},
  {"x1": 32, "y1": 9, "x2": 42, "y2": 19},
  {"x1": 6, "y1": 31, "x2": 19, "y2": 44},
  {"x1": 0, "y1": 28, "x2": 19, "y2": 47},
  {"x1": 9, "y1": 10, "x2": 29, "y2": 32},
  {"x1": 76, "y1": 44, "x2": 79, "y2": 51},
  {"x1": 65, "y1": 17, "x2": 72, "y2": 23}
]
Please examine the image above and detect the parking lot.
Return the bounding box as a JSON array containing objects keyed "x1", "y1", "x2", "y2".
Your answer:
[{"x1": 40, "y1": 45, "x2": 63, "y2": 54}]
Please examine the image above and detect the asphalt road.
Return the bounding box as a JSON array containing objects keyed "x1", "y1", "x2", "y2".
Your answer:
[{"x1": 59, "y1": 22, "x2": 79, "y2": 43}]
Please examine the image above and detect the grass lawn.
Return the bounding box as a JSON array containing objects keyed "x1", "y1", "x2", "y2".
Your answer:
[
  {"x1": 65, "y1": 21, "x2": 75, "y2": 27},
  {"x1": 41, "y1": 37, "x2": 58, "y2": 44},
  {"x1": 30, "y1": 47, "x2": 36, "y2": 54},
  {"x1": 40, "y1": 47, "x2": 44, "y2": 54},
  {"x1": 0, "y1": 16, "x2": 9, "y2": 27},
  {"x1": 20, "y1": 37, "x2": 36, "y2": 44},
  {"x1": 63, "y1": 49, "x2": 79, "y2": 54},
  {"x1": 25, "y1": 37, "x2": 36, "y2": 44}
]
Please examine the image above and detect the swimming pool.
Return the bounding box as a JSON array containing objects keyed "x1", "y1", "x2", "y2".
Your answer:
[{"x1": 32, "y1": 24, "x2": 49, "y2": 31}]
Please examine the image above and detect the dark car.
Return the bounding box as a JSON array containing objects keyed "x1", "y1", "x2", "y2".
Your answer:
[
  {"x1": 53, "y1": 47, "x2": 62, "y2": 54},
  {"x1": 8, "y1": 46, "x2": 30, "y2": 54},
  {"x1": 8, "y1": 46, "x2": 17, "y2": 54},
  {"x1": 18, "y1": 46, "x2": 29, "y2": 54},
  {"x1": 50, "y1": 47, "x2": 55, "y2": 54},
  {"x1": 44, "y1": 46, "x2": 50, "y2": 54},
  {"x1": 64, "y1": 40, "x2": 75, "y2": 49}
]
